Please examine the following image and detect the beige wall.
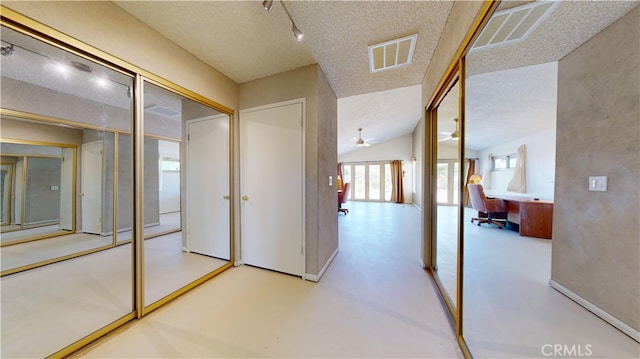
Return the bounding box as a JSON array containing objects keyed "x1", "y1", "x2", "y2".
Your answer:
[
  {"x1": 238, "y1": 64, "x2": 338, "y2": 279},
  {"x1": 316, "y1": 66, "x2": 339, "y2": 276},
  {"x1": 412, "y1": 119, "x2": 424, "y2": 210},
  {"x1": 553, "y1": 7, "x2": 640, "y2": 332},
  {"x1": 2, "y1": 1, "x2": 237, "y2": 111}
]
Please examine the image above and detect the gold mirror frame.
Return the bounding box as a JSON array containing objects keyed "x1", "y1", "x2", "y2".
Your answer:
[
  {"x1": 424, "y1": 2, "x2": 499, "y2": 358},
  {"x1": 1, "y1": 6, "x2": 236, "y2": 358}
]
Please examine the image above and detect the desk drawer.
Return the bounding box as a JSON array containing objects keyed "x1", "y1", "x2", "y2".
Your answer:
[{"x1": 507, "y1": 201, "x2": 520, "y2": 224}]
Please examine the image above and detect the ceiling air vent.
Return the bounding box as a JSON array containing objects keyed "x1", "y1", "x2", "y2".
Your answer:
[
  {"x1": 368, "y1": 34, "x2": 417, "y2": 73},
  {"x1": 145, "y1": 104, "x2": 180, "y2": 118},
  {"x1": 472, "y1": 1, "x2": 558, "y2": 50}
]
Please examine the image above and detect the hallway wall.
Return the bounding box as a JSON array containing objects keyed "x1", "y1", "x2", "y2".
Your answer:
[
  {"x1": 553, "y1": 7, "x2": 640, "y2": 335},
  {"x1": 238, "y1": 64, "x2": 338, "y2": 280}
]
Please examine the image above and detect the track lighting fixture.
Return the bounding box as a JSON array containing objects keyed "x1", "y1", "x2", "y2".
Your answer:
[
  {"x1": 1, "y1": 44, "x2": 14, "y2": 56},
  {"x1": 292, "y1": 23, "x2": 304, "y2": 41},
  {"x1": 263, "y1": 1, "x2": 304, "y2": 42},
  {"x1": 262, "y1": 0, "x2": 274, "y2": 12}
]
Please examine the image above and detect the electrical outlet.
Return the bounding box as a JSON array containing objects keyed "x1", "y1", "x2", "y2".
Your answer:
[{"x1": 588, "y1": 176, "x2": 607, "y2": 192}]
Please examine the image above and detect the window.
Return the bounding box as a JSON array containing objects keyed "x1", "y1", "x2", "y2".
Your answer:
[
  {"x1": 161, "y1": 158, "x2": 180, "y2": 172},
  {"x1": 384, "y1": 163, "x2": 392, "y2": 201},
  {"x1": 369, "y1": 164, "x2": 381, "y2": 200},
  {"x1": 437, "y1": 160, "x2": 460, "y2": 205},
  {"x1": 492, "y1": 154, "x2": 517, "y2": 171},
  {"x1": 342, "y1": 161, "x2": 393, "y2": 202}
]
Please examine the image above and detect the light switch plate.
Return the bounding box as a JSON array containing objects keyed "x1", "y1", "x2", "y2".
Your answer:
[
  {"x1": 588, "y1": 176, "x2": 607, "y2": 192},
  {"x1": 329, "y1": 176, "x2": 333, "y2": 186}
]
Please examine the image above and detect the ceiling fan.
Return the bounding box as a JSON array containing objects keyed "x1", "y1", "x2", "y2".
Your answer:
[
  {"x1": 355, "y1": 128, "x2": 372, "y2": 147},
  {"x1": 438, "y1": 118, "x2": 459, "y2": 142}
]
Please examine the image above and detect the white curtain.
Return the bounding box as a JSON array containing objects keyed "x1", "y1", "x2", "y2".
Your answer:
[
  {"x1": 483, "y1": 153, "x2": 492, "y2": 189},
  {"x1": 507, "y1": 145, "x2": 526, "y2": 193}
]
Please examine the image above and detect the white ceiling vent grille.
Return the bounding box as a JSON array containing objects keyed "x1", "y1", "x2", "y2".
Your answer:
[
  {"x1": 145, "y1": 104, "x2": 180, "y2": 118},
  {"x1": 368, "y1": 34, "x2": 417, "y2": 73},
  {"x1": 472, "y1": 1, "x2": 558, "y2": 50}
]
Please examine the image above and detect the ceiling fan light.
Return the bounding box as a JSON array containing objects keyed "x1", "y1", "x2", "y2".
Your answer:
[{"x1": 356, "y1": 138, "x2": 365, "y2": 146}]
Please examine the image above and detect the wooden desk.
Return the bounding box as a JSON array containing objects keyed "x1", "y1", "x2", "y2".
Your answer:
[{"x1": 493, "y1": 196, "x2": 553, "y2": 239}]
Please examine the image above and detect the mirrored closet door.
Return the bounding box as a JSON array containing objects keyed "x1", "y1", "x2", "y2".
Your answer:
[
  {"x1": 0, "y1": 24, "x2": 135, "y2": 358},
  {"x1": 429, "y1": 71, "x2": 462, "y2": 319},
  {"x1": 142, "y1": 80, "x2": 232, "y2": 310}
]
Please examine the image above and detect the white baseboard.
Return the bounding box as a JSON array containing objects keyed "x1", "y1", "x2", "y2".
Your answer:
[
  {"x1": 549, "y1": 279, "x2": 640, "y2": 342},
  {"x1": 305, "y1": 246, "x2": 339, "y2": 282},
  {"x1": 234, "y1": 260, "x2": 244, "y2": 267}
]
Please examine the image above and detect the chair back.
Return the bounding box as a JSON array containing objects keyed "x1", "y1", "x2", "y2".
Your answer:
[
  {"x1": 467, "y1": 184, "x2": 487, "y2": 212},
  {"x1": 339, "y1": 182, "x2": 350, "y2": 204}
]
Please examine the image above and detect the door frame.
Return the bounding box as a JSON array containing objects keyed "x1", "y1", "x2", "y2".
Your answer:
[
  {"x1": 238, "y1": 98, "x2": 306, "y2": 278},
  {"x1": 59, "y1": 147, "x2": 75, "y2": 231}
]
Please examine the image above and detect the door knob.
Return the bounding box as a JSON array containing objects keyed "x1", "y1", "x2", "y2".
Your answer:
[
  {"x1": 223, "y1": 195, "x2": 230, "y2": 200},
  {"x1": 242, "y1": 195, "x2": 249, "y2": 201}
]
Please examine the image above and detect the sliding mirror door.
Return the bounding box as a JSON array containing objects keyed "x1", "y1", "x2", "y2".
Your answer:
[
  {"x1": 462, "y1": 1, "x2": 640, "y2": 358},
  {"x1": 142, "y1": 80, "x2": 232, "y2": 310},
  {"x1": 430, "y1": 75, "x2": 461, "y2": 317},
  {"x1": 0, "y1": 24, "x2": 135, "y2": 358}
]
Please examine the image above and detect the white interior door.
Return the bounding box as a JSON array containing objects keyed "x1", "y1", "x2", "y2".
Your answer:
[
  {"x1": 59, "y1": 148, "x2": 74, "y2": 231},
  {"x1": 81, "y1": 141, "x2": 102, "y2": 234},
  {"x1": 186, "y1": 115, "x2": 230, "y2": 260},
  {"x1": 240, "y1": 100, "x2": 303, "y2": 277}
]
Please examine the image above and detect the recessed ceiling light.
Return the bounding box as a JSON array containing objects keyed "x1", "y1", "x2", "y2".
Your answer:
[{"x1": 71, "y1": 61, "x2": 93, "y2": 73}]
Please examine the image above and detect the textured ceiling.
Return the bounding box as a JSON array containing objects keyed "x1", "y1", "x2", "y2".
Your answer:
[
  {"x1": 3, "y1": 1, "x2": 637, "y2": 157},
  {"x1": 458, "y1": 1, "x2": 638, "y2": 152},
  {"x1": 113, "y1": 0, "x2": 454, "y2": 156},
  {"x1": 113, "y1": 1, "x2": 453, "y2": 98},
  {"x1": 112, "y1": 1, "x2": 637, "y2": 157}
]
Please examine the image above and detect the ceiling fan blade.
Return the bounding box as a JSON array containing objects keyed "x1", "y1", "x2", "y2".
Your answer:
[{"x1": 438, "y1": 136, "x2": 452, "y2": 142}]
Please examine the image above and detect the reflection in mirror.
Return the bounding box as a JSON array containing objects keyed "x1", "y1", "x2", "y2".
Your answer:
[
  {"x1": 0, "y1": 122, "x2": 120, "y2": 272},
  {"x1": 433, "y1": 79, "x2": 461, "y2": 312},
  {"x1": 143, "y1": 81, "x2": 230, "y2": 307},
  {"x1": 462, "y1": 2, "x2": 640, "y2": 358},
  {"x1": 1, "y1": 23, "x2": 133, "y2": 358},
  {"x1": 0, "y1": 142, "x2": 73, "y2": 241}
]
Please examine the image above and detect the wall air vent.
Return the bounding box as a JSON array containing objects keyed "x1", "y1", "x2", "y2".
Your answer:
[
  {"x1": 472, "y1": 1, "x2": 558, "y2": 50},
  {"x1": 368, "y1": 34, "x2": 417, "y2": 73},
  {"x1": 145, "y1": 104, "x2": 180, "y2": 118}
]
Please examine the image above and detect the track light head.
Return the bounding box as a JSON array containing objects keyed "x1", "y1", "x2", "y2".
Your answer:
[
  {"x1": 262, "y1": 0, "x2": 274, "y2": 12},
  {"x1": 1, "y1": 44, "x2": 14, "y2": 56},
  {"x1": 292, "y1": 23, "x2": 304, "y2": 41}
]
